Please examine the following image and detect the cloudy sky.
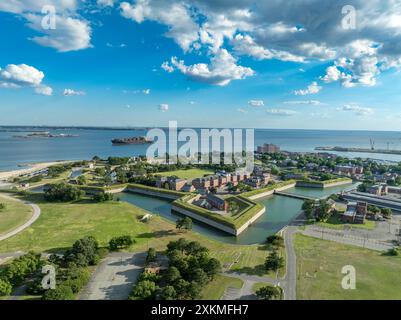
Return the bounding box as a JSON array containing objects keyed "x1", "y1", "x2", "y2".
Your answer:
[{"x1": 1, "y1": 0, "x2": 401, "y2": 130}]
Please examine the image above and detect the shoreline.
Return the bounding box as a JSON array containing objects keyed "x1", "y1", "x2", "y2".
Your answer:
[{"x1": 0, "y1": 160, "x2": 73, "y2": 181}]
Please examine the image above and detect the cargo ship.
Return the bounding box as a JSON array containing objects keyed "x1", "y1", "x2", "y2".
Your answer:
[{"x1": 111, "y1": 136, "x2": 153, "y2": 145}]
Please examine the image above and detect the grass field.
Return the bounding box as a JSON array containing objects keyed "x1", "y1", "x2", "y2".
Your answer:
[
  {"x1": 0, "y1": 194, "x2": 279, "y2": 278},
  {"x1": 155, "y1": 168, "x2": 214, "y2": 180},
  {"x1": 0, "y1": 195, "x2": 33, "y2": 236},
  {"x1": 295, "y1": 234, "x2": 401, "y2": 299},
  {"x1": 201, "y1": 275, "x2": 243, "y2": 299},
  {"x1": 317, "y1": 214, "x2": 376, "y2": 230}
]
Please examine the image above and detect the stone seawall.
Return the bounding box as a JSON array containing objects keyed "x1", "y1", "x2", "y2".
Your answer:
[
  {"x1": 171, "y1": 204, "x2": 266, "y2": 236},
  {"x1": 125, "y1": 187, "x2": 181, "y2": 200},
  {"x1": 295, "y1": 180, "x2": 352, "y2": 189},
  {"x1": 248, "y1": 183, "x2": 297, "y2": 200}
]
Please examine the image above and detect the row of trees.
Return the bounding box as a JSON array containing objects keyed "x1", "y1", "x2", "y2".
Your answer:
[
  {"x1": 302, "y1": 199, "x2": 332, "y2": 222},
  {"x1": 44, "y1": 183, "x2": 84, "y2": 202},
  {"x1": 265, "y1": 235, "x2": 285, "y2": 273},
  {"x1": 130, "y1": 239, "x2": 221, "y2": 300},
  {"x1": 92, "y1": 192, "x2": 114, "y2": 202},
  {"x1": 368, "y1": 205, "x2": 392, "y2": 219}
]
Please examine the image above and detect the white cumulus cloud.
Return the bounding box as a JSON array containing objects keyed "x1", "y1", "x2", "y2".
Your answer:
[
  {"x1": 248, "y1": 100, "x2": 264, "y2": 107},
  {"x1": 294, "y1": 81, "x2": 322, "y2": 96},
  {"x1": 0, "y1": 63, "x2": 52, "y2": 95},
  {"x1": 337, "y1": 104, "x2": 374, "y2": 116},
  {"x1": 63, "y1": 88, "x2": 86, "y2": 96},
  {"x1": 168, "y1": 49, "x2": 254, "y2": 86}
]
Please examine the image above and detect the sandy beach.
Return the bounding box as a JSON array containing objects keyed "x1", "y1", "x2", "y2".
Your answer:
[{"x1": 0, "y1": 161, "x2": 72, "y2": 181}]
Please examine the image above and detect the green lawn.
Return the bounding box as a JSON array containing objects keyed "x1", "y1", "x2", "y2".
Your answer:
[
  {"x1": 0, "y1": 194, "x2": 278, "y2": 279},
  {"x1": 317, "y1": 214, "x2": 376, "y2": 230},
  {"x1": 201, "y1": 275, "x2": 243, "y2": 299},
  {"x1": 295, "y1": 234, "x2": 401, "y2": 299},
  {"x1": 0, "y1": 195, "x2": 33, "y2": 236},
  {"x1": 0, "y1": 194, "x2": 151, "y2": 253},
  {"x1": 155, "y1": 168, "x2": 214, "y2": 180}
]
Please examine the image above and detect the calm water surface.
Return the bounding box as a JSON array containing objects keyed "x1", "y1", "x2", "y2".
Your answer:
[{"x1": 1, "y1": 128, "x2": 401, "y2": 171}]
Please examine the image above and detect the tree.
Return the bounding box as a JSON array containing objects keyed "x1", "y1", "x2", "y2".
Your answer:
[
  {"x1": 159, "y1": 285, "x2": 177, "y2": 300},
  {"x1": 190, "y1": 268, "x2": 209, "y2": 285},
  {"x1": 44, "y1": 183, "x2": 84, "y2": 202},
  {"x1": 109, "y1": 235, "x2": 134, "y2": 251},
  {"x1": 381, "y1": 208, "x2": 392, "y2": 219},
  {"x1": 167, "y1": 238, "x2": 189, "y2": 253},
  {"x1": 164, "y1": 266, "x2": 181, "y2": 284},
  {"x1": 146, "y1": 248, "x2": 157, "y2": 264},
  {"x1": 266, "y1": 235, "x2": 284, "y2": 248},
  {"x1": 255, "y1": 285, "x2": 281, "y2": 300},
  {"x1": 203, "y1": 258, "x2": 221, "y2": 279},
  {"x1": 131, "y1": 280, "x2": 158, "y2": 300},
  {"x1": 76, "y1": 175, "x2": 86, "y2": 185},
  {"x1": 185, "y1": 241, "x2": 208, "y2": 256},
  {"x1": 186, "y1": 281, "x2": 201, "y2": 299},
  {"x1": 65, "y1": 236, "x2": 100, "y2": 267},
  {"x1": 176, "y1": 217, "x2": 193, "y2": 231},
  {"x1": 2, "y1": 252, "x2": 41, "y2": 286},
  {"x1": 93, "y1": 192, "x2": 114, "y2": 202},
  {"x1": 265, "y1": 250, "x2": 284, "y2": 272},
  {"x1": 0, "y1": 279, "x2": 12, "y2": 296}
]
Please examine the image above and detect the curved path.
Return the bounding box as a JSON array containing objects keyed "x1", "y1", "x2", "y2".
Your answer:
[
  {"x1": 222, "y1": 225, "x2": 299, "y2": 300},
  {"x1": 0, "y1": 194, "x2": 41, "y2": 241}
]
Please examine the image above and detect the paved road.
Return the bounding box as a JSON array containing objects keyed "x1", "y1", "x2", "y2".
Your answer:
[
  {"x1": 79, "y1": 252, "x2": 146, "y2": 300},
  {"x1": 0, "y1": 252, "x2": 24, "y2": 265},
  {"x1": 0, "y1": 194, "x2": 41, "y2": 241},
  {"x1": 221, "y1": 272, "x2": 279, "y2": 300},
  {"x1": 281, "y1": 226, "x2": 297, "y2": 300}
]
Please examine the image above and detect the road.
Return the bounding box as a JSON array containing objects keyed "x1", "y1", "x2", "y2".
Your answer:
[
  {"x1": 0, "y1": 193, "x2": 41, "y2": 241},
  {"x1": 79, "y1": 252, "x2": 146, "y2": 300}
]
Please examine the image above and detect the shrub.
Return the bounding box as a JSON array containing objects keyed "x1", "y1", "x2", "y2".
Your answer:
[
  {"x1": 1, "y1": 252, "x2": 41, "y2": 286},
  {"x1": 93, "y1": 192, "x2": 114, "y2": 202},
  {"x1": 109, "y1": 235, "x2": 134, "y2": 251},
  {"x1": 255, "y1": 285, "x2": 281, "y2": 300},
  {"x1": 130, "y1": 280, "x2": 158, "y2": 300},
  {"x1": 42, "y1": 285, "x2": 75, "y2": 300},
  {"x1": 0, "y1": 279, "x2": 12, "y2": 296},
  {"x1": 266, "y1": 235, "x2": 284, "y2": 248}
]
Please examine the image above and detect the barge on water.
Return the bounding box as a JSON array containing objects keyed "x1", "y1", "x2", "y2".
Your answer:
[{"x1": 111, "y1": 136, "x2": 153, "y2": 145}]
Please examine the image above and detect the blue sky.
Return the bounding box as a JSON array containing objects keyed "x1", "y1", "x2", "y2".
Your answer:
[{"x1": 1, "y1": 1, "x2": 401, "y2": 130}]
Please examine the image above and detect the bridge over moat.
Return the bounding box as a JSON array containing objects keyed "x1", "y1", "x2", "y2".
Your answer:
[{"x1": 274, "y1": 191, "x2": 320, "y2": 201}]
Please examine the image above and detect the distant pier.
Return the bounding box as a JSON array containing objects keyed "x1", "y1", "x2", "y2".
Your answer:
[{"x1": 315, "y1": 146, "x2": 401, "y2": 156}]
